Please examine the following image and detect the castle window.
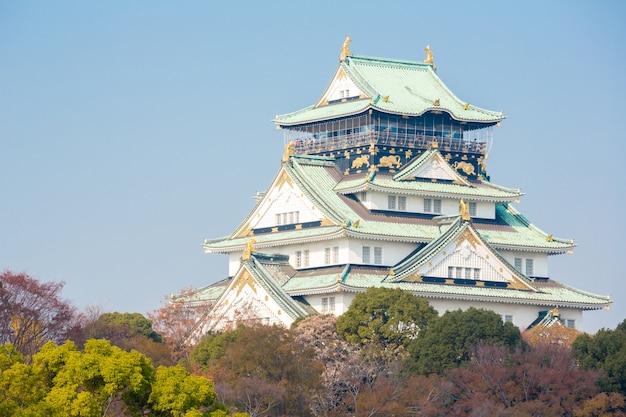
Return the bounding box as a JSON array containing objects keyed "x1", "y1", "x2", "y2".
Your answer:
[
  {"x1": 465, "y1": 268, "x2": 472, "y2": 279},
  {"x1": 324, "y1": 248, "x2": 331, "y2": 265},
  {"x1": 398, "y1": 196, "x2": 406, "y2": 210},
  {"x1": 469, "y1": 202, "x2": 477, "y2": 217},
  {"x1": 565, "y1": 319, "x2": 576, "y2": 328},
  {"x1": 276, "y1": 211, "x2": 300, "y2": 226},
  {"x1": 514, "y1": 258, "x2": 522, "y2": 272},
  {"x1": 295, "y1": 251, "x2": 302, "y2": 268},
  {"x1": 448, "y1": 266, "x2": 454, "y2": 278},
  {"x1": 332, "y1": 246, "x2": 339, "y2": 263},
  {"x1": 424, "y1": 198, "x2": 442, "y2": 214},
  {"x1": 525, "y1": 259, "x2": 534, "y2": 276},
  {"x1": 322, "y1": 296, "x2": 336, "y2": 313},
  {"x1": 504, "y1": 315, "x2": 513, "y2": 323},
  {"x1": 474, "y1": 268, "x2": 481, "y2": 280},
  {"x1": 388, "y1": 195, "x2": 396, "y2": 210},
  {"x1": 304, "y1": 250, "x2": 310, "y2": 267},
  {"x1": 374, "y1": 247, "x2": 382, "y2": 264},
  {"x1": 362, "y1": 246, "x2": 371, "y2": 263},
  {"x1": 433, "y1": 199, "x2": 442, "y2": 213}
]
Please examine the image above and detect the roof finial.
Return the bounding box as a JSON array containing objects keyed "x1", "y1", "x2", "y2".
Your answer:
[
  {"x1": 424, "y1": 44, "x2": 434, "y2": 64},
  {"x1": 340, "y1": 35, "x2": 352, "y2": 62},
  {"x1": 459, "y1": 198, "x2": 470, "y2": 221},
  {"x1": 242, "y1": 234, "x2": 256, "y2": 260},
  {"x1": 282, "y1": 140, "x2": 295, "y2": 162}
]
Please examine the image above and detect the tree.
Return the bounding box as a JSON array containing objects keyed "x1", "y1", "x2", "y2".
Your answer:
[
  {"x1": 0, "y1": 271, "x2": 77, "y2": 358},
  {"x1": 436, "y1": 342, "x2": 602, "y2": 416},
  {"x1": 407, "y1": 307, "x2": 522, "y2": 375},
  {"x1": 336, "y1": 287, "x2": 438, "y2": 348},
  {"x1": 33, "y1": 339, "x2": 154, "y2": 416},
  {"x1": 192, "y1": 324, "x2": 322, "y2": 417},
  {"x1": 573, "y1": 319, "x2": 626, "y2": 396},
  {"x1": 149, "y1": 365, "x2": 220, "y2": 417},
  {"x1": 82, "y1": 311, "x2": 174, "y2": 367},
  {"x1": 148, "y1": 288, "x2": 213, "y2": 363}
]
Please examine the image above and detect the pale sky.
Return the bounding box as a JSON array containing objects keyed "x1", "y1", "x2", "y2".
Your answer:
[{"x1": 1, "y1": 1, "x2": 624, "y2": 333}]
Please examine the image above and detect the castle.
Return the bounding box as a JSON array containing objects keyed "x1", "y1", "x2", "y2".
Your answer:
[{"x1": 185, "y1": 38, "x2": 611, "y2": 333}]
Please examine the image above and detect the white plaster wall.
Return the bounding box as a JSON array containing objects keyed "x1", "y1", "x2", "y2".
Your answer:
[
  {"x1": 367, "y1": 190, "x2": 496, "y2": 219},
  {"x1": 303, "y1": 290, "x2": 582, "y2": 330},
  {"x1": 306, "y1": 292, "x2": 352, "y2": 316},
  {"x1": 499, "y1": 250, "x2": 550, "y2": 278},
  {"x1": 428, "y1": 298, "x2": 583, "y2": 330},
  {"x1": 472, "y1": 200, "x2": 495, "y2": 219},
  {"x1": 228, "y1": 252, "x2": 242, "y2": 276},
  {"x1": 347, "y1": 239, "x2": 417, "y2": 265},
  {"x1": 255, "y1": 181, "x2": 320, "y2": 229}
]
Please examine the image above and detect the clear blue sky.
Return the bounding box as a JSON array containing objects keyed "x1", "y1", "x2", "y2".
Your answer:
[{"x1": 1, "y1": 1, "x2": 624, "y2": 333}]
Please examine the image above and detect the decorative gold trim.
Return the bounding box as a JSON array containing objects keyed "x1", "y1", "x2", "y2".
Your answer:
[
  {"x1": 424, "y1": 44, "x2": 434, "y2": 64},
  {"x1": 282, "y1": 140, "x2": 294, "y2": 162},
  {"x1": 459, "y1": 198, "x2": 471, "y2": 221},
  {"x1": 242, "y1": 235, "x2": 256, "y2": 260},
  {"x1": 455, "y1": 229, "x2": 481, "y2": 249},
  {"x1": 340, "y1": 35, "x2": 352, "y2": 61},
  {"x1": 235, "y1": 270, "x2": 257, "y2": 296}
]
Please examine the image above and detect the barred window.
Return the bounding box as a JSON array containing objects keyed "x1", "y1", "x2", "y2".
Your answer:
[
  {"x1": 362, "y1": 246, "x2": 371, "y2": 263},
  {"x1": 433, "y1": 199, "x2": 442, "y2": 213},
  {"x1": 374, "y1": 247, "x2": 382, "y2": 264},
  {"x1": 398, "y1": 196, "x2": 406, "y2": 211}
]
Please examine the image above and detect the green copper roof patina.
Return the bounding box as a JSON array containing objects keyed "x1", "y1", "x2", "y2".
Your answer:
[{"x1": 274, "y1": 54, "x2": 504, "y2": 127}]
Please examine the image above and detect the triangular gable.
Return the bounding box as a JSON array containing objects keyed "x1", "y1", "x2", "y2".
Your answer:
[
  {"x1": 315, "y1": 66, "x2": 368, "y2": 107},
  {"x1": 394, "y1": 148, "x2": 472, "y2": 185},
  {"x1": 387, "y1": 219, "x2": 536, "y2": 291},
  {"x1": 232, "y1": 165, "x2": 335, "y2": 239},
  {"x1": 200, "y1": 256, "x2": 308, "y2": 333}
]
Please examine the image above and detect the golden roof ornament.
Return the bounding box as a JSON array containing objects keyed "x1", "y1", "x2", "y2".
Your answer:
[
  {"x1": 242, "y1": 234, "x2": 256, "y2": 260},
  {"x1": 459, "y1": 198, "x2": 470, "y2": 221},
  {"x1": 424, "y1": 44, "x2": 434, "y2": 64},
  {"x1": 340, "y1": 35, "x2": 352, "y2": 61},
  {"x1": 282, "y1": 140, "x2": 295, "y2": 162}
]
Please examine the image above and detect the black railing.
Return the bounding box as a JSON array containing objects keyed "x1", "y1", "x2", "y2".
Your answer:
[{"x1": 291, "y1": 130, "x2": 488, "y2": 155}]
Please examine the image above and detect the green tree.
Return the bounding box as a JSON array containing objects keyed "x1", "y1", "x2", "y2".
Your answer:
[
  {"x1": 336, "y1": 287, "x2": 438, "y2": 348},
  {"x1": 407, "y1": 307, "x2": 522, "y2": 375},
  {"x1": 149, "y1": 365, "x2": 219, "y2": 416},
  {"x1": 82, "y1": 311, "x2": 174, "y2": 367},
  {"x1": 189, "y1": 327, "x2": 242, "y2": 374},
  {"x1": 573, "y1": 319, "x2": 626, "y2": 396},
  {"x1": 0, "y1": 344, "x2": 49, "y2": 416},
  {"x1": 85, "y1": 312, "x2": 162, "y2": 343},
  {"x1": 33, "y1": 339, "x2": 154, "y2": 416}
]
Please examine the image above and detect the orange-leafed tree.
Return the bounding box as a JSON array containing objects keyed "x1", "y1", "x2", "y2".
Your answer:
[
  {"x1": 147, "y1": 287, "x2": 212, "y2": 363},
  {"x1": 0, "y1": 270, "x2": 77, "y2": 359}
]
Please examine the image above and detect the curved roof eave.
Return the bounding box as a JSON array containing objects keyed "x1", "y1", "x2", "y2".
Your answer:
[{"x1": 274, "y1": 103, "x2": 504, "y2": 128}]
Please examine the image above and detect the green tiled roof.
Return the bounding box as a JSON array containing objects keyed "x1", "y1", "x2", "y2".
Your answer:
[
  {"x1": 280, "y1": 263, "x2": 610, "y2": 310},
  {"x1": 275, "y1": 54, "x2": 504, "y2": 126},
  {"x1": 203, "y1": 157, "x2": 574, "y2": 254},
  {"x1": 336, "y1": 175, "x2": 522, "y2": 201}
]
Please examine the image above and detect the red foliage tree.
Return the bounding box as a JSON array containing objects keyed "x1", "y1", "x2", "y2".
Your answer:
[
  {"x1": 0, "y1": 270, "x2": 77, "y2": 358},
  {"x1": 148, "y1": 288, "x2": 214, "y2": 363}
]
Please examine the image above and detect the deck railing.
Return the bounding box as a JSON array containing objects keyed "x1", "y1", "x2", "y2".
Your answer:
[{"x1": 291, "y1": 130, "x2": 488, "y2": 155}]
